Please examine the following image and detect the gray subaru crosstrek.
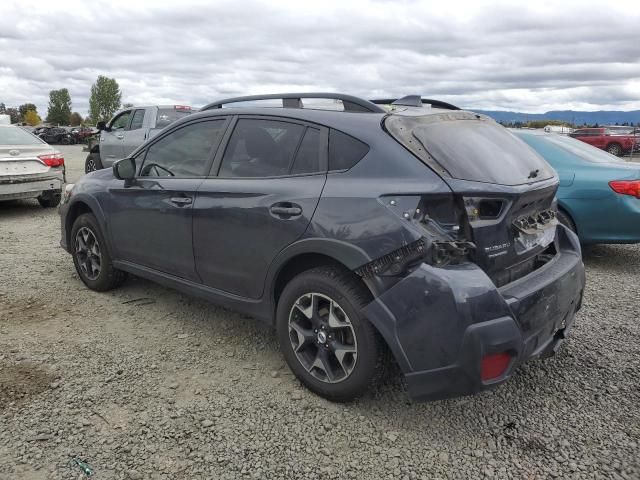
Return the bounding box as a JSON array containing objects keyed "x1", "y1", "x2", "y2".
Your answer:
[{"x1": 59, "y1": 93, "x2": 585, "y2": 402}]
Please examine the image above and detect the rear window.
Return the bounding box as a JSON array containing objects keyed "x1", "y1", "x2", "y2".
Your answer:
[
  {"x1": 156, "y1": 108, "x2": 192, "y2": 129},
  {"x1": 385, "y1": 112, "x2": 555, "y2": 186},
  {"x1": 329, "y1": 129, "x2": 369, "y2": 171},
  {"x1": 0, "y1": 127, "x2": 44, "y2": 145},
  {"x1": 519, "y1": 133, "x2": 626, "y2": 164}
]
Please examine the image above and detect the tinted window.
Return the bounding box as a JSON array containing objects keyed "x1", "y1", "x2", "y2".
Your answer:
[
  {"x1": 156, "y1": 108, "x2": 192, "y2": 129},
  {"x1": 386, "y1": 113, "x2": 555, "y2": 186},
  {"x1": 291, "y1": 127, "x2": 321, "y2": 174},
  {"x1": 329, "y1": 129, "x2": 369, "y2": 171},
  {"x1": 219, "y1": 119, "x2": 305, "y2": 177},
  {"x1": 129, "y1": 109, "x2": 145, "y2": 130},
  {"x1": 140, "y1": 120, "x2": 226, "y2": 177},
  {"x1": 111, "y1": 111, "x2": 131, "y2": 130}
]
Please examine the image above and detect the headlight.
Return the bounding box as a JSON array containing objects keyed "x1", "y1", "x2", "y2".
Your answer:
[{"x1": 63, "y1": 183, "x2": 75, "y2": 204}]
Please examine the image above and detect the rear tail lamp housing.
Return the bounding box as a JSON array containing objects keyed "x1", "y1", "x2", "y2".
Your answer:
[
  {"x1": 481, "y1": 352, "x2": 512, "y2": 381},
  {"x1": 38, "y1": 153, "x2": 64, "y2": 168},
  {"x1": 609, "y1": 180, "x2": 640, "y2": 199}
]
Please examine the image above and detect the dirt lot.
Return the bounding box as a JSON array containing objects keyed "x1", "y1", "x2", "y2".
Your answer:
[{"x1": 1, "y1": 145, "x2": 639, "y2": 479}]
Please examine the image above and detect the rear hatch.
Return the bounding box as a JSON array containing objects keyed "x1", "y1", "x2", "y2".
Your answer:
[{"x1": 385, "y1": 111, "x2": 560, "y2": 286}]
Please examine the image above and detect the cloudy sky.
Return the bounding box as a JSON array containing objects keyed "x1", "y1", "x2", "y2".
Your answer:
[{"x1": 1, "y1": 0, "x2": 639, "y2": 117}]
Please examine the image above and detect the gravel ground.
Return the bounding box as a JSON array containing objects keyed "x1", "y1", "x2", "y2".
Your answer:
[{"x1": 0, "y1": 145, "x2": 639, "y2": 479}]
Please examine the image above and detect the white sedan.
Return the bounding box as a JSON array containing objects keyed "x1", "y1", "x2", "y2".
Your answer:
[{"x1": 0, "y1": 125, "x2": 65, "y2": 207}]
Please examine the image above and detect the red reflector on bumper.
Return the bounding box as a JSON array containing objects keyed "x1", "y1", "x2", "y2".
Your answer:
[{"x1": 481, "y1": 352, "x2": 511, "y2": 381}]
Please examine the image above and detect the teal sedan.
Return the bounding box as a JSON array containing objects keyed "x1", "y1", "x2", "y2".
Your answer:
[{"x1": 513, "y1": 130, "x2": 640, "y2": 244}]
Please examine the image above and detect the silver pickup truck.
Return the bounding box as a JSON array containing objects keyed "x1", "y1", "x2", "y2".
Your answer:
[{"x1": 85, "y1": 105, "x2": 192, "y2": 173}]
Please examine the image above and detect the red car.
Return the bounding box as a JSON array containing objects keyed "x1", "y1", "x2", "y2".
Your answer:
[{"x1": 569, "y1": 127, "x2": 638, "y2": 156}]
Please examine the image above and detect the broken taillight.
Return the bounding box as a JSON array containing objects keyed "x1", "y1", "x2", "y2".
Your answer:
[
  {"x1": 38, "y1": 153, "x2": 65, "y2": 168},
  {"x1": 609, "y1": 180, "x2": 640, "y2": 199}
]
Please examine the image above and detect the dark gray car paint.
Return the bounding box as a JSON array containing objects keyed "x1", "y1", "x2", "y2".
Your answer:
[{"x1": 60, "y1": 102, "x2": 585, "y2": 400}]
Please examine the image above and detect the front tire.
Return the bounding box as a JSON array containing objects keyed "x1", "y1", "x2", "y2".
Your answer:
[
  {"x1": 85, "y1": 152, "x2": 103, "y2": 173},
  {"x1": 71, "y1": 213, "x2": 127, "y2": 291},
  {"x1": 276, "y1": 266, "x2": 381, "y2": 402}
]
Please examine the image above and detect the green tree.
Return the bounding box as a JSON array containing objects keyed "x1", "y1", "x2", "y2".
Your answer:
[
  {"x1": 23, "y1": 110, "x2": 41, "y2": 126},
  {"x1": 19, "y1": 103, "x2": 38, "y2": 121},
  {"x1": 0, "y1": 103, "x2": 6, "y2": 114},
  {"x1": 46, "y1": 88, "x2": 72, "y2": 125},
  {"x1": 6, "y1": 107, "x2": 20, "y2": 123},
  {"x1": 69, "y1": 112, "x2": 83, "y2": 126},
  {"x1": 89, "y1": 76, "x2": 122, "y2": 124}
]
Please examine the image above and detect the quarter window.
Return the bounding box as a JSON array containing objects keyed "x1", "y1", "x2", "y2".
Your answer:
[
  {"x1": 329, "y1": 129, "x2": 369, "y2": 171},
  {"x1": 140, "y1": 120, "x2": 226, "y2": 177},
  {"x1": 219, "y1": 119, "x2": 315, "y2": 178}
]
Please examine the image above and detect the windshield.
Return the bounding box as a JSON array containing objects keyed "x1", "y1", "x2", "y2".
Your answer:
[
  {"x1": 0, "y1": 127, "x2": 45, "y2": 145},
  {"x1": 520, "y1": 133, "x2": 626, "y2": 164},
  {"x1": 156, "y1": 108, "x2": 192, "y2": 129},
  {"x1": 385, "y1": 112, "x2": 555, "y2": 186}
]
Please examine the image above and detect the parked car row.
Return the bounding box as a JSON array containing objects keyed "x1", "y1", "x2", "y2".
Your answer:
[{"x1": 30, "y1": 126, "x2": 98, "y2": 145}]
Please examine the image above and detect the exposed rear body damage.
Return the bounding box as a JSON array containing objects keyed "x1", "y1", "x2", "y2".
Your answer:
[{"x1": 59, "y1": 93, "x2": 585, "y2": 401}]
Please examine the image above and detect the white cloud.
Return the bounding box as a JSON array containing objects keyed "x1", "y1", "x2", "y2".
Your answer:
[{"x1": 1, "y1": 0, "x2": 639, "y2": 117}]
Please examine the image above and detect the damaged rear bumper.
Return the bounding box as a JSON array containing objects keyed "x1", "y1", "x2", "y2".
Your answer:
[
  {"x1": 0, "y1": 172, "x2": 63, "y2": 201},
  {"x1": 363, "y1": 226, "x2": 585, "y2": 401}
]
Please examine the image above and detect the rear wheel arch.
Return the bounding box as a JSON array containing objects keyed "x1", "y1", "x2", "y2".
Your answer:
[{"x1": 272, "y1": 253, "x2": 374, "y2": 310}]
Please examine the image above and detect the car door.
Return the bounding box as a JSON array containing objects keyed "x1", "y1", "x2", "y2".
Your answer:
[
  {"x1": 107, "y1": 118, "x2": 230, "y2": 280},
  {"x1": 121, "y1": 108, "x2": 148, "y2": 157},
  {"x1": 193, "y1": 116, "x2": 327, "y2": 299},
  {"x1": 100, "y1": 110, "x2": 132, "y2": 165}
]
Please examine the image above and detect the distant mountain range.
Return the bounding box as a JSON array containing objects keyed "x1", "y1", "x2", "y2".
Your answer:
[{"x1": 471, "y1": 109, "x2": 640, "y2": 126}]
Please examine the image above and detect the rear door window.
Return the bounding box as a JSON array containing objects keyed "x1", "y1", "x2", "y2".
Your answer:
[
  {"x1": 140, "y1": 120, "x2": 226, "y2": 177},
  {"x1": 219, "y1": 119, "x2": 309, "y2": 177},
  {"x1": 291, "y1": 127, "x2": 321, "y2": 174}
]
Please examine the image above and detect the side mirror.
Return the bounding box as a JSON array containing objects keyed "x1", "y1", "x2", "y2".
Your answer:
[
  {"x1": 96, "y1": 121, "x2": 107, "y2": 131},
  {"x1": 113, "y1": 157, "x2": 136, "y2": 181}
]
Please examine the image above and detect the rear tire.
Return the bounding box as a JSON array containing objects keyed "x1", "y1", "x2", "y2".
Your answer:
[
  {"x1": 606, "y1": 143, "x2": 622, "y2": 156},
  {"x1": 276, "y1": 266, "x2": 381, "y2": 402},
  {"x1": 71, "y1": 213, "x2": 127, "y2": 291},
  {"x1": 85, "y1": 152, "x2": 103, "y2": 173},
  {"x1": 37, "y1": 191, "x2": 61, "y2": 208}
]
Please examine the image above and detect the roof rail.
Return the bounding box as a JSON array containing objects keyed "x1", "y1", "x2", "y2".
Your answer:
[
  {"x1": 370, "y1": 96, "x2": 460, "y2": 111},
  {"x1": 201, "y1": 93, "x2": 386, "y2": 113}
]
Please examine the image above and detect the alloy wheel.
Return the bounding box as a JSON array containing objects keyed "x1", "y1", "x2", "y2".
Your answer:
[
  {"x1": 75, "y1": 227, "x2": 101, "y2": 280},
  {"x1": 86, "y1": 158, "x2": 96, "y2": 173},
  {"x1": 288, "y1": 292, "x2": 358, "y2": 383}
]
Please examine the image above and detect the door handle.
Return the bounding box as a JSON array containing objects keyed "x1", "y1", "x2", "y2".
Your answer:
[
  {"x1": 170, "y1": 196, "x2": 192, "y2": 206},
  {"x1": 116, "y1": 134, "x2": 124, "y2": 140},
  {"x1": 270, "y1": 204, "x2": 302, "y2": 217}
]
